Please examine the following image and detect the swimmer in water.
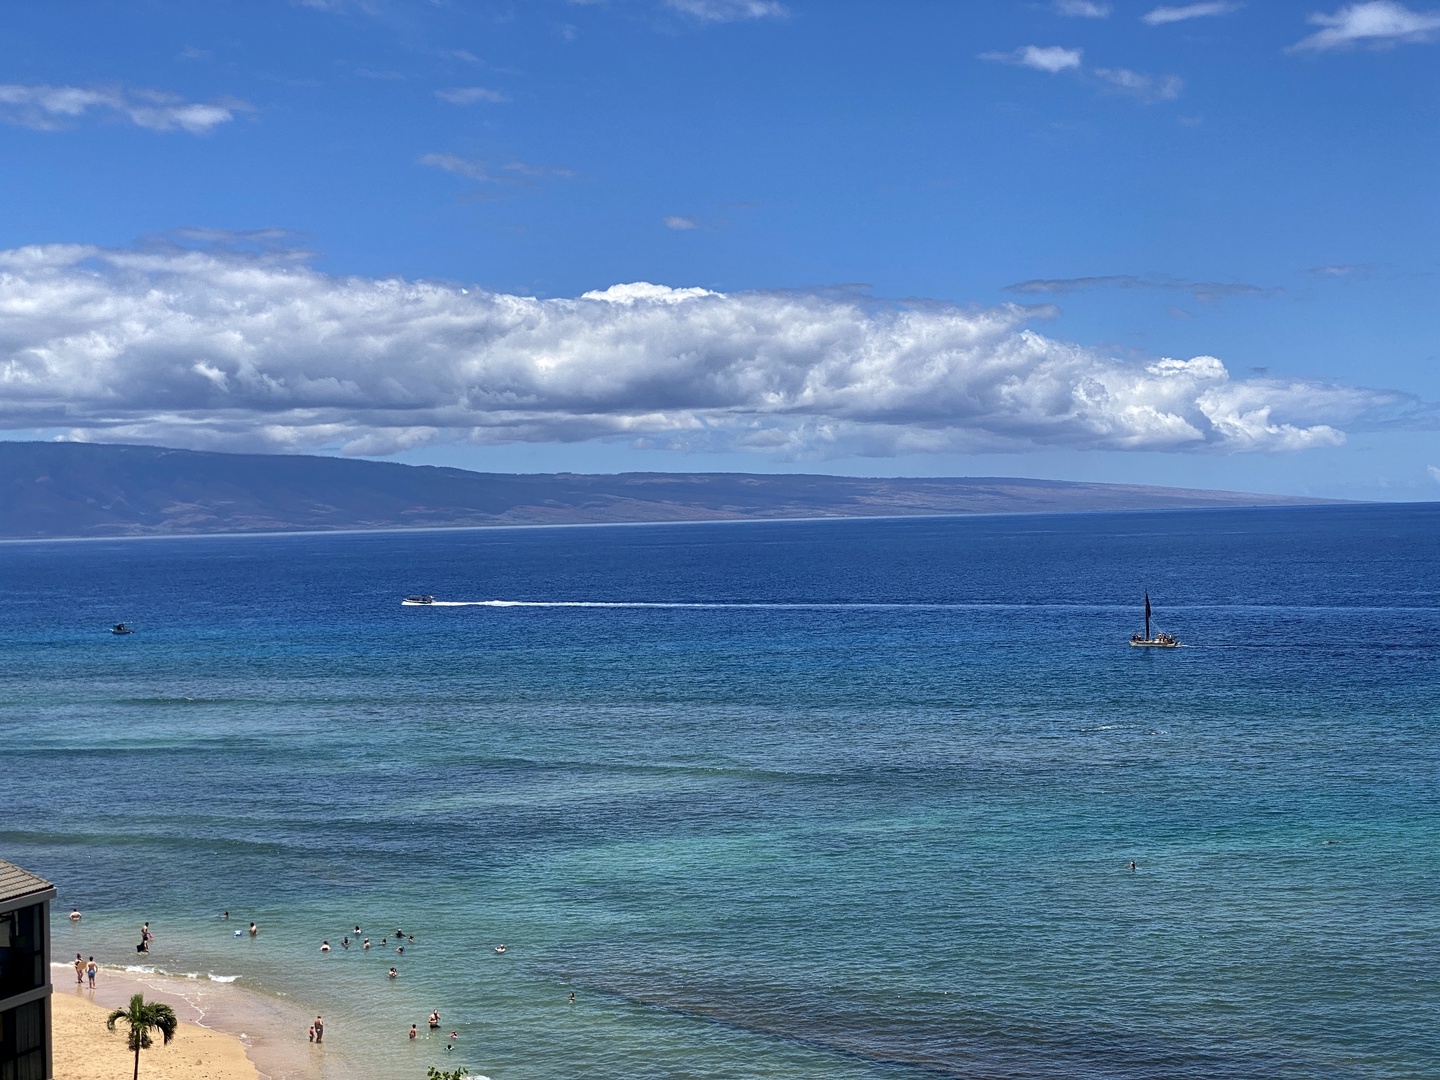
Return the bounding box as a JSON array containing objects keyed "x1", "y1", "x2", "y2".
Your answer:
[
  {"x1": 364, "y1": 938, "x2": 371, "y2": 950},
  {"x1": 407, "y1": 934, "x2": 415, "y2": 943},
  {"x1": 409, "y1": 1024, "x2": 418, "y2": 1040},
  {"x1": 69, "y1": 908, "x2": 82, "y2": 921},
  {"x1": 569, "y1": 992, "x2": 575, "y2": 1004},
  {"x1": 221, "y1": 911, "x2": 229, "y2": 920},
  {"x1": 249, "y1": 922, "x2": 258, "y2": 937},
  {"x1": 397, "y1": 945, "x2": 404, "y2": 955},
  {"x1": 342, "y1": 937, "x2": 350, "y2": 949},
  {"x1": 428, "y1": 1012, "x2": 440, "y2": 1029},
  {"x1": 388, "y1": 967, "x2": 398, "y2": 979},
  {"x1": 321, "y1": 941, "x2": 330, "y2": 952},
  {"x1": 1128, "y1": 861, "x2": 1137, "y2": 871}
]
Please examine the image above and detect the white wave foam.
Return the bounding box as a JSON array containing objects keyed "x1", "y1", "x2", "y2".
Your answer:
[
  {"x1": 418, "y1": 599, "x2": 960, "y2": 610},
  {"x1": 208, "y1": 974, "x2": 240, "y2": 983},
  {"x1": 123, "y1": 965, "x2": 157, "y2": 973}
]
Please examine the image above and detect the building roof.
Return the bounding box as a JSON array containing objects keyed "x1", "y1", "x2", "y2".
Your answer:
[{"x1": 0, "y1": 859, "x2": 55, "y2": 906}]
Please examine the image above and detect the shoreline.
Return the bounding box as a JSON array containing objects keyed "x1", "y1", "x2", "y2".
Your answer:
[{"x1": 49, "y1": 964, "x2": 340, "y2": 1080}]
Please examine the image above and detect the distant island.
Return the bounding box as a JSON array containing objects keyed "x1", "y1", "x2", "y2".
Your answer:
[{"x1": 0, "y1": 441, "x2": 1334, "y2": 539}]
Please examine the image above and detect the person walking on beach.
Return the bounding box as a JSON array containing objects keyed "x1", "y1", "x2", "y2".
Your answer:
[
  {"x1": 86, "y1": 957, "x2": 97, "y2": 988},
  {"x1": 313, "y1": 1016, "x2": 324, "y2": 1044},
  {"x1": 74, "y1": 954, "x2": 84, "y2": 984}
]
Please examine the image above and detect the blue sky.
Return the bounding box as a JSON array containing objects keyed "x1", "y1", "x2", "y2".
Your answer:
[{"x1": 0, "y1": 0, "x2": 1435, "y2": 497}]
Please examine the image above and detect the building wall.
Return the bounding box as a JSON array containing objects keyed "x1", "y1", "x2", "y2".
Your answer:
[{"x1": 0, "y1": 894, "x2": 53, "y2": 1080}]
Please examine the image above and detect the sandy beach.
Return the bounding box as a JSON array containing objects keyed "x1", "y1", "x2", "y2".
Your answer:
[
  {"x1": 48, "y1": 966, "x2": 336, "y2": 1080},
  {"x1": 51, "y1": 990, "x2": 259, "y2": 1080}
]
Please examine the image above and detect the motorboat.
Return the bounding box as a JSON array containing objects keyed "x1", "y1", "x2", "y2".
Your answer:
[
  {"x1": 402, "y1": 595, "x2": 435, "y2": 606},
  {"x1": 111, "y1": 623, "x2": 134, "y2": 635},
  {"x1": 1129, "y1": 593, "x2": 1179, "y2": 647}
]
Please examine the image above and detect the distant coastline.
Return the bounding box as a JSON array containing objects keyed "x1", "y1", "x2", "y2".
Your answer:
[{"x1": 0, "y1": 441, "x2": 1339, "y2": 540}]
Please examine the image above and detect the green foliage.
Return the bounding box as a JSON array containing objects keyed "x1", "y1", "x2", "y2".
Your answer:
[
  {"x1": 426, "y1": 1067, "x2": 469, "y2": 1080},
  {"x1": 106, "y1": 994, "x2": 179, "y2": 1080}
]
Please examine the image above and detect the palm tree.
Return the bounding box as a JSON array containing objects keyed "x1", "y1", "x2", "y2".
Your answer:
[{"x1": 106, "y1": 993, "x2": 179, "y2": 1080}]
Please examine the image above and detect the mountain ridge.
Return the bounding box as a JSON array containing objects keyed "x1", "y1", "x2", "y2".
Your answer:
[{"x1": 0, "y1": 441, "x2": 1337, "y2": 539}]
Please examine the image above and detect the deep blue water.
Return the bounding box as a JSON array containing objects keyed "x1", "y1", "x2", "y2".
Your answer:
[{"x1": 3, "y1": 506, "x2": 1439, "y2": 1079}]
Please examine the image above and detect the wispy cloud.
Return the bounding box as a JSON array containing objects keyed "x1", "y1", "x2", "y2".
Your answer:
[
  {"x1": 0, "y1": 83, "x2": 245, "y2": 134},
  {"x1": 435, "y1": 86, "x2": 509, "y2": 104},
  {"x1": 501, "y1": 161, "x2": 578, "y2": 180},
  {"x1": 1304, "y1": 263, "x2": 1369, "y2": 276},
  {"x1": 1093, "y1": 67, "x2": 1184, "y2": 101},
  {"x1": 663, "y1": 215, "x2": 700, "y2": 230},
  {"x1": 1143, "y1": 2, "x2": 1242, "y2": 25},
  {"x1": 1428, "y1": 464, "x2": 1440, "y2": 484},
  {"x1": 981, "y1": 45, "x2": 1084, "y2": 73},
  {"x1": 661, "y1": 0, "x2": 787, "y2": 22},
  {"x1": 1055, "y1": 0, "x2": 1111, "y2": 16},
  {"x1": 419, "y1": 152, "x2": 494, "y2": 182},
  {"x1": 1005, "y1": 274, "x2": 1279, "y2": 303},
  {"x1": 0, "y1": 244, "x2": 1416, "y2": 459},
  {"x1": 419, "y1": 154, "x2": 577, "y2": 188},
  {"x1": 1290, "y1": 1, "x2": 1440, "y2": 50}
]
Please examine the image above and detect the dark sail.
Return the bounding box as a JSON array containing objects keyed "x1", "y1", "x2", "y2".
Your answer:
[{"x1": 1144, "y1": 592, "x2": 1151, "y2": 640}]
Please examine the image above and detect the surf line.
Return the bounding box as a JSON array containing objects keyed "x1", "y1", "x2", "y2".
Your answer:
[{"x1": 421, "y1": 600, "x2": 968, "y2": 610}]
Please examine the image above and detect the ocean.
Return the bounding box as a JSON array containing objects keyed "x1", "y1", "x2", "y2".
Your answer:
[{"x1": 3, "y1": 505, "x2": 1438, "y2": 1079}]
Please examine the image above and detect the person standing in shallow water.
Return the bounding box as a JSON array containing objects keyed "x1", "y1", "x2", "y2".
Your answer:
[
  {"x1": 313, "y1": 1015, "x2": 324, "y2": 1044},
  {"x1": 74, "y1": 954, "x2": 84, "y2": 984},
  {"x1": 86, "y1": 957, "x2": 97, "y2": 988}
]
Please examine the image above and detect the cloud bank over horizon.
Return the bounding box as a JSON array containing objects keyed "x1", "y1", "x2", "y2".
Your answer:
[{"x1": 0, "y1": 245, "x2": 1415, "y2": 461}]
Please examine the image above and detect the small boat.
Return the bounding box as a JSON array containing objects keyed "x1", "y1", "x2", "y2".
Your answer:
[
  {"x1": 111, "y1": 623, "x2": 134, "y2": 635},
  {"x1": 402, "y1": 595, "x2": 435, "y2": 606},
  {"x1": 1129, "y1": 593, "x2": 1179, "y2": 648}
]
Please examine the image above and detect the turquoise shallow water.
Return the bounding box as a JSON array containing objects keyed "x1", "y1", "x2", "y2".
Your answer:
[{"x1": 3, "y1": 506, "x2": 1439, "y2": 1079}]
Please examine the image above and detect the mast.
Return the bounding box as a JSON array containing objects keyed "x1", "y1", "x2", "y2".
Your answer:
[{"x1": 1144, "y1": 592, "x2": 1151, "y2": 640}]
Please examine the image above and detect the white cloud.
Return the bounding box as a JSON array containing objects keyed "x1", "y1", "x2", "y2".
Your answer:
[
  {"x1": 0, "y1": 245, "x2": 1413, "y2": 460},
  {"x1": 419, "y1": 154, "x2": 574, "y2": 188},
  {"x1": 0, "y1": 83, "x2": 244, "y2": 134},
  {"x1": 1143, "y1": 2, "x2": 1242, "y2": 26},
  {"x1": 435, "y1": 86, "x2": 509, "y2": 105},
  {"x1": 662, "y1": 0, "x2": 787, "y2": 21},
  {"x1": 1428, "y1": 464, "x2": 1440, "y2": 483},
  {"x1": 1055, "y1": 1, "x2": 1111, "y2": 16},
  {"x1": 419, "y1": 152, "x2": 494, "y2": 182},
  {"x1": 1291, "y1": 1, "x2": 1440, "y2": 50},
  {"x1": 981, "y1": 45, "x2": 1084, "y2": 73},
  {"x1": 663, "y1": 215, "x2": 700, "y2": 230},
  {"x1": 1094, "y1": 67, "x2": 1185, "y2": 101}
]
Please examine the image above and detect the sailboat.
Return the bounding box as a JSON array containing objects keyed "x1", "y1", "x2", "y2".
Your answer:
[{"x1": 1129, "y1": 592, "x2": 1179, "y2": 647}]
